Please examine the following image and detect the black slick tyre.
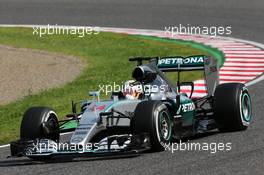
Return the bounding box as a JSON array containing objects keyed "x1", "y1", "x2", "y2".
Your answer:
[
  {"x1": 214, "y1": 83, "x2": 252, "y2": 132},
  {"x1": 132, "y1": 101, "x2": 173, "y2": 151}
]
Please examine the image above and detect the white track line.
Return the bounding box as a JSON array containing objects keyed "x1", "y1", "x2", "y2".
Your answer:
[
  {"x1": 220, "y1": 48, "x2": 261, "y2": 51},
  {"x1": 181, "y1": 86, "x2": 207, "y2": 90},
  {"x1": 224, "y1": 62, "x2": 264, "y2": 66},
  {"x1": 220, "y1": 75, "x2": 255, "y2": 80},
  {"x1": 226, "y1": 54, "x2": 264, "y2": 58},
  {"x1": 0, "y1": 144, "x2": 10, "y2": 148},
  {"x1": 210, "y1": 44, "x2": 253, "y2": 47},
  {"x1": 220, "y1": 80, "x2": 247, "y2": 84},
  {"x1": 225, "y1": 59, "x2": 264, "y2": 62},
  {"x1": 223, "y1": 51, "x2": 264, "y2": 54},
  {"x1": 220, "y1": 71, "x2": 262, "y2": 75},
  {"x1": 221, "y1": 67, "x2": 264, "y2": 70}
]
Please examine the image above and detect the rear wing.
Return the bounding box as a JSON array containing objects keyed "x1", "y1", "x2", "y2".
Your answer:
[
  {"x1": 157, "y1": 55, "x2": 219, "y2": 96},
  {"x1": 157, "y1": 55, "x2": 204, "y2": 71},
  {"x1": 129, "y1": 55, "x2": 219, "y2": 96}
]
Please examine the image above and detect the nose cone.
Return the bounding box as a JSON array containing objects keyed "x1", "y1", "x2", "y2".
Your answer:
[{"x1": 70, "y1": 101, "x2": 114, "y2": 145}]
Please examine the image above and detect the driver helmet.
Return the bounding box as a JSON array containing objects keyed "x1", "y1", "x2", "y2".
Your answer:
[{"x1": 123, "y1": 80, "x2": 142, "y2": 99}]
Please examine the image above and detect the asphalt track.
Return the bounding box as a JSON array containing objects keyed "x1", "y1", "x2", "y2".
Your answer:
[{"x1": 0, "y1": 0, "x2": 264, "y2": 174}]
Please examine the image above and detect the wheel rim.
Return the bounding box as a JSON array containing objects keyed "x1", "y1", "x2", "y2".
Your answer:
[
  {"x1": 45, "y1": 114, "x2": 59, "y2": 141},
  {"x1": 241, "y1": 93, "x2": 251, "y2": 122},
  {"x1": 158, "y1": 111, "x2": 171, "y2": 140}
]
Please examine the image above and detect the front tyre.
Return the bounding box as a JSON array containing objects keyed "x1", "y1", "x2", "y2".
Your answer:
[
  {"x1": 132, "y1": 101, "x2": 173, "y2": 151},
  {"x1": 20, "y1": 107, "x2": 60, "y2": 161},
  {"x1": 214, "y1": 83, "x2": 252, "y2": 132},
  {"x1": 21, "y1": 107, "x2": 60, "y2": 142}
]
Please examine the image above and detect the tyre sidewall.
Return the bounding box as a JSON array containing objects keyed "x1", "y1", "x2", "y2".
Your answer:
[
  {"x1": 132, "y1": 101, "x2": 173, "y2": 151},
  {"x1": 239, "y1": 87, "x2": 252, "y2": 127},
  {"x1": 214, "y1": 83, "x2": 252, "y2": 131},
  {"x1": 20, "y1": 107, "x2": 59, "y2": 141},
  {"x1": 152, "y1": 103, "x2": 172, "y2": 146}
]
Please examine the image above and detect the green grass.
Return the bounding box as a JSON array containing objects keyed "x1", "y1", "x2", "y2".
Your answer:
[{"x1": 0, "y1": 27, "x2": 208, "y2": 144}]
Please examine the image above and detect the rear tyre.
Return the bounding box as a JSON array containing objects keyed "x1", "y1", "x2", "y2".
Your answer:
[
  {"x1": 132, "y1": 101, "x2": 172, "y2": 151},
  {"x1": 214, "y1": 83, "x2": 252, "y2": 132}
]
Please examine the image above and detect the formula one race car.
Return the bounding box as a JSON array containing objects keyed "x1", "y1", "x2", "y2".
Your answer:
[{"x1": 10, "y1": 55, "x2": 252, "y2": 160}]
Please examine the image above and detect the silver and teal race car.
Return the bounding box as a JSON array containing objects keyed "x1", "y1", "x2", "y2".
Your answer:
[{"x1": 9, "y1": 55, "x2": 252, "y2": 160}]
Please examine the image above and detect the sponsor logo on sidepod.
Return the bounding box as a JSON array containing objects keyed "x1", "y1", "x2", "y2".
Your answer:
[{"x1": 181, "y1": 102, "x2": 195, "y2": 112}]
